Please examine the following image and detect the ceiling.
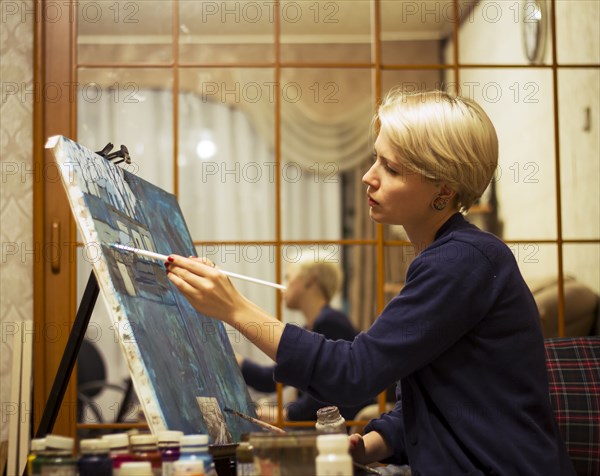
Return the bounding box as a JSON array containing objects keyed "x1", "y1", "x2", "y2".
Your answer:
[{"x1": 78, "y1": 0, "x2": 477, "y2": 44}]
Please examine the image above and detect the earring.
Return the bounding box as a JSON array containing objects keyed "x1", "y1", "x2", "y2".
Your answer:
[{"x1": 432, "y1": 196, "x2": 448, "y2": 211}]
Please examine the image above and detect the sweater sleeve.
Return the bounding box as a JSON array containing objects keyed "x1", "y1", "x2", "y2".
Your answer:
[
  {"x1": 274, "y1": 241, "x2": 499, "y2": 406},
  {"x1": 241, "y1": 360, "x2": 277, "y2": 393},
  {"x1": 364, "y1": 401, "x2": 409, "y2": 465}
]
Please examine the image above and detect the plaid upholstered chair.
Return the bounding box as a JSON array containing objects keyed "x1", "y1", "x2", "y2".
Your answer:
[{"x1": 545, "y1": 337, "x2": 600, "y2": 475}]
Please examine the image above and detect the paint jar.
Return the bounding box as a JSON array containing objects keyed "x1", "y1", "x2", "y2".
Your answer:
[
  {"x1": 315, "y1": 406, "x2": 346, "y2": 434},
  {"x1": 28, "y1": 438, "x2": 46, "y2": 476},
  {"x1": 248, "y1": 432, "x2": 317, "y2": 476},
  {"x1": 172, "y1": 460, "x2": 205, "y2": 476},
  {"x1": 102, "y1": 433, "x2": 135, "y2": 476},
  {"x1": 315, "y1": 434, "x2": 353, "y2": 476},
  {"x1": 130, "y1": 434, "x2": 162, "y2": 476},
  {"x1": 38, "y1": 434, "x2": 77, "y2": 476},
  {"x1": 158, "y1": 430, "x2": 183, "y2": 476},
  {"x1": 235, "y1": 442, "x2": 256, "y2": 476},
  {"x1": 78, "y1": 438, "x2": 113, "y2": 476},
  {"x1": 179, "y1": 434, "x2": 215, "y2": 475},
  {"x1": 119, "y1": 462, "x2": 153, "y2": 476}
]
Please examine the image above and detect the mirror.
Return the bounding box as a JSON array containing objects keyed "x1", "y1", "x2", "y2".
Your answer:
[{"x1": 75, "y1": 0, "x2": 599, "y2": 429}]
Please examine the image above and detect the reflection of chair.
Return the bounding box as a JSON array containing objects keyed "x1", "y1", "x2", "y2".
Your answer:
[
  {"x1": 77, "y1": 339, "x2": 134, "y2": 425},
  {"x1": 530, "y1": 277, "x2": 599, "y2": 338},
  {"x1": 545, "y1": 337, "x2": 600, "y2": 475}
]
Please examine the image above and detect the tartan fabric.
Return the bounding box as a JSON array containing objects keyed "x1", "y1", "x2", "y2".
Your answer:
[{"x1": 545, "y1": 337, "x2": 600, "y2": 476}]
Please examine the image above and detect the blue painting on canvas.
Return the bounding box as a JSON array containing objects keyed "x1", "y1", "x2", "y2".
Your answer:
[{"x1": 51, "y1": 136, "x2": 256, "y2": 441}]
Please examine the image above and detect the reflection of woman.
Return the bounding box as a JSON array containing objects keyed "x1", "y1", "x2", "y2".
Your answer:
[
  {"x1": 239, "y1": 256, "x2": 371, "y2": 421},
  {"x1": 167, "y1": 90, "x2": 573, "y2": 474}
]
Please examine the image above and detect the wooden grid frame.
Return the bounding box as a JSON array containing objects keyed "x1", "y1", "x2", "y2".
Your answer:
[{"x1": 33, "y1": 0, "x2": 600, "y2": 438}]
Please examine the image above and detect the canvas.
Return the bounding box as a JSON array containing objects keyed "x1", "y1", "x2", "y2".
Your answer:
[{"x1": 47, "y1": 135, "x2": 257, "y2": 441}]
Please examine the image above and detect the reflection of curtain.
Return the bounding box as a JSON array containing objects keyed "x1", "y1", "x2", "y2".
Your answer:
[
  {"x1": 78, "y1": 90, "x2": 345, "y2": 369},
  {"x1": 178, "y1": 95, "x2": 277, "y2": 242},
  {"x1": 177, "y1": 92, "x2": 343, "y2": 243},
  {"x1": 243, "y1": 96, "x2": 373, "y2": 173},
  {"x1": 280, "y1": 100, "x2": 373, "y2": 172},
  {"x1": 77, "y1": 89, "x2": 174, "y2": 192},
  {"x1": 349, "y1": 159, "x2": 378, "y2": 331}
]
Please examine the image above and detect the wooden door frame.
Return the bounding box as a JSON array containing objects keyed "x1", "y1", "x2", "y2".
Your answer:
[{"x1": 33, "y1": 0, "x2": 77, "y2": 438}]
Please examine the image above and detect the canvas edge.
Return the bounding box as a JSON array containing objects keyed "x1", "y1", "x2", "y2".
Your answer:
[{"x1": 46, "y1": 135, "x2": 169, "y2": 433}]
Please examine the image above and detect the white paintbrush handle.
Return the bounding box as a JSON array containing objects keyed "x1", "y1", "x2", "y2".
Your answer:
[
  {"x1": 219, "y1": 270, "x2": 287, "y2": 291},
  {"x1": 111, "y1": 243, "x2": 286, "y2": 291}
]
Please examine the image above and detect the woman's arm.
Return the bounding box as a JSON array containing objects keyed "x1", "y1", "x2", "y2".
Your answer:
[{"x1": 166, "y1": 255, "x2": 285, "y2": 360}]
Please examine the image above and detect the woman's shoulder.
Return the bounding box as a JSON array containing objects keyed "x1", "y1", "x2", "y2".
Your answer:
[{"x1": 426, "y1": 225, "x2": 514, "y2": 266}]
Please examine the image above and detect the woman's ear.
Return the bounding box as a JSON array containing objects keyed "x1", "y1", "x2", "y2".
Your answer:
[
  {"x1": 438, "y1": 184, "x2": 456, "y2": 201},
  {"x1": 431, "y1": 184, "x2": 458, "y2": 211}
]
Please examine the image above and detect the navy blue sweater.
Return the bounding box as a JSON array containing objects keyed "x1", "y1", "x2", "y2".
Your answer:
[
  {"x1": 242, "y1": 306, "x2": 371, "y2": 421},
  {"x1": 274, "y1": 213, "x2": 574, "y2": 475}
]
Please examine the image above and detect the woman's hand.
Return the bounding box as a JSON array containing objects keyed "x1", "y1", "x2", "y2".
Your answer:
[
  {"x1": 350, "y1": 431, "x2": 393, "y2": 465},
  {"x1": 349, "y1": 433, "x2": 367, "y2": 464},
  {"x1": 165, "y1": 255, "x2": 245, "y2": 324},
  {"x1": 165, "y1": 255, "x2": 286, "y2": 361}
]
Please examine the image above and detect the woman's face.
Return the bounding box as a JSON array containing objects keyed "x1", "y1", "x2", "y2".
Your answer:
[{"x1": 362, "y1": 133, "x2": 440, "y2": 227}]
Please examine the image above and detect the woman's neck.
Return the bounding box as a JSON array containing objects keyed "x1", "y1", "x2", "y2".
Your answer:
[{"x1": 403, "y1": 210, "x2": 457, "y2": 254}]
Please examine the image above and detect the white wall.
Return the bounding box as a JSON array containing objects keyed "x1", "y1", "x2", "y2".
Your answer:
[{"x1": 0, "y1": 0, "x2": 34, "y2": 451}]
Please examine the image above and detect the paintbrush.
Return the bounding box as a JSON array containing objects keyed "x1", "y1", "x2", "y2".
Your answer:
[
  {"x1": 223, "y1": 407, "x2": 287, "y2": 434},
  {"x1": 111, "y1": 243, "x2": 286, "y2": 291},
  {"x1": 223, "y1": 407, "x2": 382, "y2": 474},
  {"x1": 352, "y1": 462, "x2": 383, "y2": 475}
]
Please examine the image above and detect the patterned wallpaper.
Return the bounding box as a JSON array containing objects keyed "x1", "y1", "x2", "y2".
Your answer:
[{"x1": 0, "y1": 0, "x2": 34, "y2": 448}]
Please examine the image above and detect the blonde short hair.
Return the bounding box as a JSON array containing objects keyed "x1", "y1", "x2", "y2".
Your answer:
[
  {"x1": 290, "y1": 252, "x2": 343, "y2": 302},
  {"x1": 377, "y1": 89, "x2": 499, "y2": 211}
]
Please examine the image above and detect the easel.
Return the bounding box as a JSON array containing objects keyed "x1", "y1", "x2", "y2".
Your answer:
[
  {"x1": 35, "y1": 143, "x2": 131, "y2": 440},
  {"x1": 7, "y1": 145, "x2": 133, "y2": 476}
]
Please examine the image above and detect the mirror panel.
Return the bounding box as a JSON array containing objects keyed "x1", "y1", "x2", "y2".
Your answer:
[
  {"x1": 178, "y1": 68, "x2": 276, "y2": 241},
  {"x1": 509, "y1": 242, "x2": 557, "y2": 282},
  {"x1": 179, "y1": 1, "x2": 274, "y2": 64},
  {"x1": 198, "y1": 243, "x2": 279, "y2": 363},
  {"x1": 564, "y1": 244, "x2": 600, "y2": 296},
  {"x1": 382, "y1": 68, "x2": 445, "y2": 95},
  {"x1": 513, "y1": 244, "x2": 562, "y2": 337},
  {"x1": 456, "y1": 68, "x2": 556, "y2": 241},
  {"x1": 558, "y1": 69, "x2": 600, "y2": 240},
  {"x1": 345, "y1": 244, "x2": 379, "y2": 331},
  {"x1": 556, "y1": 0, "x2": 600, "y2": 64},
  {"x1": 280, "y1": 0, "x2": 372, "y2": 63},
  {"x1": 279, "y1": 68, "x2": 374, "y2": 240},
  {"x1": 278, "y1": 244, "x2": 378, "y2": 332},
  {"x1": 442, "y1": 67, "x2": 458, "y2": 94},
  {"x1": 76, "y1": 249, "x2": 141, "y2": 430},
  {"x1": 280, "y1": 244, "x2": 344, "y2": 325},
  {"x1": 381, "y1": 0, "x2": 461, "y2": 65},
  {"x1": 78, "y1": 0, "x2": 173, "y2": 64},
  {"x1": 453, "y1": 0, "x2": 553, "y2": 65},
  {"x1": 561, "y1": 244, "x2": 600, "y2": 337},
  {"x1": 77, "y1": 68, "x2": 174, "y2": 192}
]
